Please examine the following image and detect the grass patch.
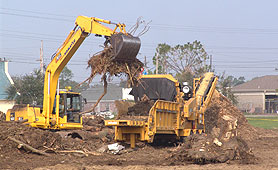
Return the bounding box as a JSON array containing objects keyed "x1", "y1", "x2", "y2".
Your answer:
[{"x1": 247, "y1": 117, "x2": 278, "y2": 129}]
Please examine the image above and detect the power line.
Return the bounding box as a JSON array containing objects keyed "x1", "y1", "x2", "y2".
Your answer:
[
  {"x1": 0, "y1": 12, "x2": 72, "y2": 22},
  {"x1": 2, "y1": 8, "x2": 278, "y2": 35},
  {"x1": 1, "y1": 30, "x2": 278, "y2": 54},
  {"x1": 1, "y1": 7, "x2": 75, "y2": 18},
  {"x1": 2, "y1": 28, "x2": 278, "y2": 52}
]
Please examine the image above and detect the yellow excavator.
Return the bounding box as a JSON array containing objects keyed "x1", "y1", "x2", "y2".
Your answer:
[
  {"x1": 105, "y1": 72, "x2": 218, "y2": 148},
  {"x1": 6, "y1": 16, "x2": 141, "y2": 129}
]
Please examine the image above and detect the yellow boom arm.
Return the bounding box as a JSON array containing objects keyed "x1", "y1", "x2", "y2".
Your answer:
[{"x1": 42, "y1": 16, "x2": 125, "y2": 126}]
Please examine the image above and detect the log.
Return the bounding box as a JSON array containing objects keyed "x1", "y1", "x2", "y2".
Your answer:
[
  {"x1": 8, "y1": 137, "x2": 49, "y2": 156},
  {"x1": 51, "y1": 150, "x2": 101, "y2": 156},
  {"x1": 57, "y1": 150, "x2": 89, "y2": 157},
  {"x1": 43, "y1": 146, "x2": 101, "y2": 156}
]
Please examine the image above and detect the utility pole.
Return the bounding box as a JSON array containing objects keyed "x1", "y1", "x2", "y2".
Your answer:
[
  {"x1": 144, "y1": 55, "x2": 148, "y2": 73},
  {"x1": 144, "y1": 56, "x2": 147, "y2": 67},
  {"x1": 210, "y1": 55, "x2": 212, "y2": 72},
  {"x1": 156, "y1": 53, "x2": 158, "y2": 74},
  {"x1": 40, "y1": 40, "x2": 44, "y2": 74}
]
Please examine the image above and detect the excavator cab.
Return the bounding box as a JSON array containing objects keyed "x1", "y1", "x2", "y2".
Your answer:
[
  {"x1": 57, "y1": 91, "x2": 82, "y2": 123},
  {"x1": 6, "y1": 90, "x2": 84, "y2": 129}
]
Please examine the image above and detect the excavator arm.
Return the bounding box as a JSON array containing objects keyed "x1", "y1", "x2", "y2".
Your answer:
[{"x1": 42, "y1": 16, "x2": 140, "y2": 127}]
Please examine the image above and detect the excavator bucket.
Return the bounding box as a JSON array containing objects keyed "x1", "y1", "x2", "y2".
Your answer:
[{"x1": 110, "y1": 33, "x2": 141, "y2": 61}]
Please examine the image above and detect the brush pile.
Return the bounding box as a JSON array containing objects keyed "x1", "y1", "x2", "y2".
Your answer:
[
  {"x1": 86, "y1": 45, "x2": 143, "y2": 83},
  {"x1": 0, "y1": 111, "x2": 5, "y2": 121},
  {"x1": 167, "y1": 91, "x2": 256, "y2": 164}
]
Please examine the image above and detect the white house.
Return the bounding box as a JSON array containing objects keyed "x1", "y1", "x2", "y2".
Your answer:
[{"x1": 0, "y1": 58, "x2": 15, "y2": 113}]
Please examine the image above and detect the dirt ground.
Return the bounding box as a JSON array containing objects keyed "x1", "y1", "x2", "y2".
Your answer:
[
  {"x1": 2, "y1": 132, "x2": 278, "y2": 170},
  {"x1": 2, "y1": 92, "x2": 278, "y2": 170}
]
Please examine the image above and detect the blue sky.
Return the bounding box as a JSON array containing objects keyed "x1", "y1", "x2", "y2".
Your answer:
[{"x1": 1, "y1": 0, "x2": 278, "y2": 83}]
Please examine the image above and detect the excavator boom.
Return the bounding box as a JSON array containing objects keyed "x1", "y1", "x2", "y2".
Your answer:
[
  {"x1": 6, "y1": 16, "x2": 141, "y2": 129},
  {"x1": 42, "y1": 16, "x2": 141, "y2": 128}
]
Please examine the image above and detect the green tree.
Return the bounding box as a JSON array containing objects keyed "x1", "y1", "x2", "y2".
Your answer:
[
  {"x1": 152, "y1": 41, "x2": 210, "y2": 86},
  {"x1": 217, "y1": 72, "x2": 239, "y2": 105},
  {"x1": 232, "y1": 76, "x2": 245, "y2": 86},
  {"x1": 6, "y1": 67, "x2": 87, "y2": 105},
  {"x1": 6, "y1": 69, "x2": 44, "y2": 105},
  {"x1": 59, "y1": 66, "x2": 88, "y2": 92},
  {"x1": 152, "y1": 43, "x2": 171, "y2": 74}
]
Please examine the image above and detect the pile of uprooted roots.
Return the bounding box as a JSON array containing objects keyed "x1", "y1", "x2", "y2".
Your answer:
[
  {"x1": 86, "y1": 46, "x2": 143, "y2": 84},
  {"x1": 81, "y1": 45, "x2": 143, "y2": 114}
]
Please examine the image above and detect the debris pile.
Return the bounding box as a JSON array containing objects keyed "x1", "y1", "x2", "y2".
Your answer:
[
  {"x1": 116, "y1": 99, "x2": 154, "y2": 120},
  {"x1": 0, "y1": 111, "x2": 5, "y2": 121},
  {"x1": 127, "y1": 99, "x2": 154, "y2": 116},
  {"x1": 82, "y1": 43, "x2": 143, "y2": 114},
  {"x1": 86, "y1": 46, "x2": 143, "y2": 83},
  {"x1": 0, "y1": 116, "x2": 114, "y2": 158},
  {"x1": 205, "y1": 90, "x2": 259, "y2": 141},
  {"x1": 114, "y1": 100, "x2": 135, "y2": 119},
  {"x1": 168, "y1": 90, "x2": 256, "y2": 164},
  {"x1": 0, "y1": 121, "x2": 62, "y2": 156}
]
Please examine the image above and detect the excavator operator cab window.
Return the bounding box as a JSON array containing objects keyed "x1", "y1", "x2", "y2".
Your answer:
[
  {"x1": 66, "y1": 94, "x2": 81, "y2": 112},
  {"x1": 59, "y1": 96, "x2": 65, "y2": 117},
  {"x1": 65, "y1": 93, "x2": 82, "y2": 123}
]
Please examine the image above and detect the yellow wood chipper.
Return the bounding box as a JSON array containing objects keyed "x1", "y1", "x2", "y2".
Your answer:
[{"x1": 105, "y1": 72, "x2": 218, "y2": 148}]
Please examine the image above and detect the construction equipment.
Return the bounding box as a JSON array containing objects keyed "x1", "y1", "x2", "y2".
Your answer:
[
  {"x1": 105, "y1": 72, "x2": 218, "y2": 148},
  {"x1": 6, "y1": 16, "x2": 141, "y2": 129}
]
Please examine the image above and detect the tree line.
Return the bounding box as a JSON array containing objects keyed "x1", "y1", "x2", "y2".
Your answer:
[
  {"x1": 146, "y1": 41, "x2": 245, "y2": 104},
  {"x1": 6, "y1": 41, "x2": 245, "y2": 105},
  {"x1": 6, "y1": 67, "x2": 87, "y2": 106}
]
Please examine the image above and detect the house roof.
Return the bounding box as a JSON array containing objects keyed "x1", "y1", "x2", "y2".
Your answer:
[
  {"x1": 0, "y1": 60, "x2": 13, "y2": 100},
  {"x1": 81, "y1": 84, "x2": 122, "y2": 101},
  {"x1": 232, "y1": 75, "x2": 278, "y2": 92}
]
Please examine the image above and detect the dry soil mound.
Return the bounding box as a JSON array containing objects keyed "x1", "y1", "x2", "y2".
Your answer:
[
  {"x1": 167, "y1": 90, "x2": 257, "y2": 164},
  {"x1": 0, "y1": 111, "x2": 5, "y2": 121},
  {"x1": 0, "y1": 116, "x2": 113, "y2": 160}
]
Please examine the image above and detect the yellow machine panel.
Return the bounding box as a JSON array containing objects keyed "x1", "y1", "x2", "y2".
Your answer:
[{"x1": 105, "y1": 72, "x2": 218, "y2": 148}]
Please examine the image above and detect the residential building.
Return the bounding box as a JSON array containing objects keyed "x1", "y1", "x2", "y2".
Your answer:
[
  {"x1": 232, "y1": 75, "x2": 278, "y2": 113},
  {"x1": 81, "y1": 84, "x2": 122, "y2": 114},
  {"x1": 0, "y1": 58, "x2": 15, "y2": 113}
]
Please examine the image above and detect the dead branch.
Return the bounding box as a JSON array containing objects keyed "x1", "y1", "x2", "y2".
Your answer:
[
  {"x1": 137, "y1": 20, "x2": 151, "y2": 37},
  {"x1": 57, "y1": 150, "x2": 89, "y2": 156},
  {"x1": 57, "y1": 150, "x2": 101, "y2": 156},
  {"x1": 43, "y1": 146, "x2": 101, "y2": 156},
  {"x1": 125, "y1": 63, "x2": 134, "y2": 86},
  {"x1": 79, "y1": 75, "x2": 108, "y2": 115},
  {"x1": 128, "y1": 17, "x2": 151, "y2": 37},
  {"x1": 128, "y1": 17, "x2": 142, "y2": 35},
  {"x1": 8, "y1": 137, "x2": 49, "y2": 156}
]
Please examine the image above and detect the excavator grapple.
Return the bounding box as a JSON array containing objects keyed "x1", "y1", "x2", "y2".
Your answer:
[{"x1": 110, "y1": 33, "x2": 141, "y2": 61}]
